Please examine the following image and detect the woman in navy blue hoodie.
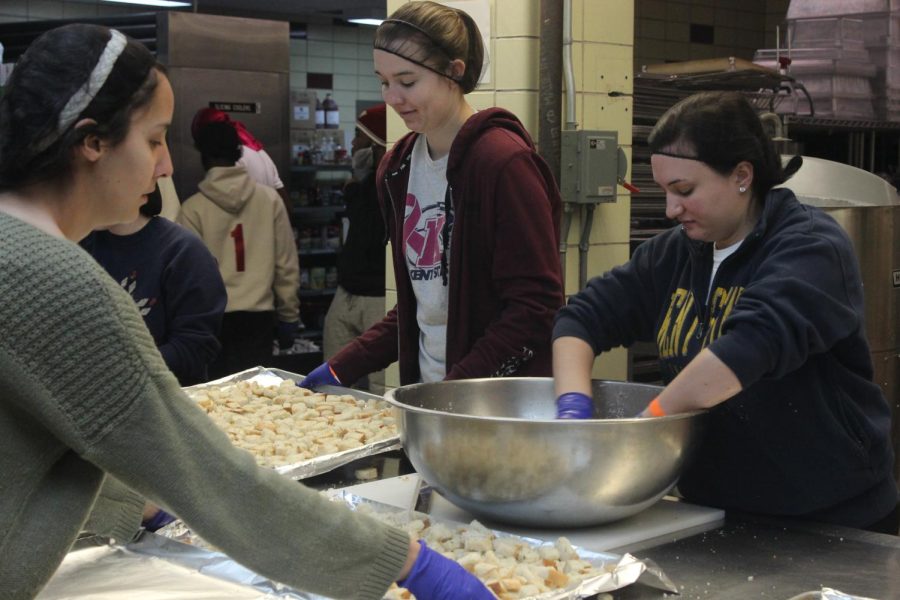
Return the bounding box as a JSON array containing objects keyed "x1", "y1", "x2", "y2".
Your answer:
[
  {"x1": 82, "y1": 184, "x2": 226, "y2": 386},
  {"x1": 553, "y1": 91, "x2": 898, "y2": 532}
]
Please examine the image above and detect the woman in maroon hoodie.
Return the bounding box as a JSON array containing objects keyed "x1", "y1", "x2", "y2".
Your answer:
[{"x1": 302, "y1": 0, "x2": 564, "y2": 388}]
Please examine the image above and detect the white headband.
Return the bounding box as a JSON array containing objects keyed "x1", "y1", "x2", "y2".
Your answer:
[{"x1": 56, "y1": 29, "x2": 128, "y2": 133}]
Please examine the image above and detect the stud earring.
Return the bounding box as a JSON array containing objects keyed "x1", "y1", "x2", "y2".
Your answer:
[{"x1": 739, "y1": 185, "x2": 747, "y2": 193}]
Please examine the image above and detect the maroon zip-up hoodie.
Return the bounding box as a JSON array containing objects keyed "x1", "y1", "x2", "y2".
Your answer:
[{"x1": 330, "y1": 108, "x2": 563, "y2": 385}]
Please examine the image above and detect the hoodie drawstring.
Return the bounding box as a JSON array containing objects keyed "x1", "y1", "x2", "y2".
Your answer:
[{"x1": 441, "y1": 184, "x2": 452, "y2": 287}]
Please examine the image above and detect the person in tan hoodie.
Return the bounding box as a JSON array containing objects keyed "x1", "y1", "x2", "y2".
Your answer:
[{"x1": 178, "y1": 122, "x2": 300, "y2": 379}]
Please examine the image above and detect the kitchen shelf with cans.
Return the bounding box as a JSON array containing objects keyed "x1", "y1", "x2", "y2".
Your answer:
[
  {"x1": 288, "y1": 126, "x2": 352, "y2": 358},
  {"x1": 283, "y1": 89, "x2": 357, "y2": 359},
  {"x1": 292, "y1": 167, "x2": 348, "y2": 297}
]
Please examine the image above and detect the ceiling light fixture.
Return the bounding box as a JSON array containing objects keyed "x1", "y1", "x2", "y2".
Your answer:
[
  {"x1": 347, "y1": 18, "x2": 384, "y2": 26},
  {"x1": 102, "y1": 0, "x2": 192, "y2": 7}
]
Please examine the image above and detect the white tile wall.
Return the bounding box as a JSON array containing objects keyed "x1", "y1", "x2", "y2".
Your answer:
[{"x1": 290, "y1": 22, "x2": 383, "y2": 149}]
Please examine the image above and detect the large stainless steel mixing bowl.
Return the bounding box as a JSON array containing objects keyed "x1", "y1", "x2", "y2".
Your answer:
[{"x1": 385, "y1": 377, "x2": 706, "y2": 528}]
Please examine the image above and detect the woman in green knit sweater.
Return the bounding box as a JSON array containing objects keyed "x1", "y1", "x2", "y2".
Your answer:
[{"x1": 0, "y1": 23, "x2": 491, "y2": 600}]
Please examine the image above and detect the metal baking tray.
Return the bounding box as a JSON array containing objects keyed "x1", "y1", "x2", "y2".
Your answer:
[
  {"x1": 147, "y1": 494, "x2": 677, "y2": 599},
  {"x1": 183, "y1": 366, "x2": 400, "y2": 479}
]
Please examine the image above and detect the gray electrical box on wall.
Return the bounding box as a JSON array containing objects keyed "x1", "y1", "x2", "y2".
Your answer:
[{"x1": 560, "y1": 130, "x2": 621, "y2": 204}]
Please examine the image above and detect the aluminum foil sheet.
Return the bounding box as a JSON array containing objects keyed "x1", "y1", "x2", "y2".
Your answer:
[
  {"x1": 37, "y1": 539, "x2": 277, "y2": 599},
  {"x1": 334, "y1": 492, "x2": 678, "y2": 598},
  {"x1": 786, "y1": 590, "x2": 880, "y2": 600},
  {"x1": 144, "y1": 493, "x2": 677, "y2": 599},
  {"x1": 183, "y1": 366, "x2": 400, "y2": 479},
  {"x1": 126, "y1": 533, "x2": 309, "y2": 598}
]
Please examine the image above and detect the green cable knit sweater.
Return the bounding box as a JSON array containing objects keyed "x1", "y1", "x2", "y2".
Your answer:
[{"x1": 0, "y1": 212, "x2": 409, "y2": 599}]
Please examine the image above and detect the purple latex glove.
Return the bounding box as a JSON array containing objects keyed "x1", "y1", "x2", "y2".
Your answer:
[
  {"x1": 142, "y1": 509, "x2": 176, "y2": 532},
  {"x1": 297, "y1": 362, "x2": 340, "y2": 390},
  {"x1": 556, "y1": 392, "x2": 593, "y2": 419},
  {"x1": 398, "y1": 540, "x2": 495, "y2": 600}
]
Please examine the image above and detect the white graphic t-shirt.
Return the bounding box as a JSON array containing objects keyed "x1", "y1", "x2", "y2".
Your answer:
[
  {"x1": 708, "y1": 239, "x2": 743, "y2": 302},
  {"x1": 404, "y1": 135, "x2": 452, "y2": 382}
]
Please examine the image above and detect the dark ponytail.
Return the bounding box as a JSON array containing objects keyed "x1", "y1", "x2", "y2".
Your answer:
[{"x1": 648, "y1": 91, "x2": 792, "y2": 198}]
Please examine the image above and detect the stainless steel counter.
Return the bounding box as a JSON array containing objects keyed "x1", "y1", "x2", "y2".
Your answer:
[
  {"x1": 610, "y1": 513, "x2": 900, "y2": 599},
  {"x1": 333, "y1": 469, "x2": 900, "y2": 599},
  {"x1": 45, "y1": 462, "x2": 899, "y2": 599},
  {"x1": 302, "y1": 453, "x2": 900, "y2": 599}
]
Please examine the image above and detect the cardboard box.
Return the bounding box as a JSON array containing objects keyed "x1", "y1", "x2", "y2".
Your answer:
[{"x1": 290, "y1": 89, "x2": 317, "y2": 129}]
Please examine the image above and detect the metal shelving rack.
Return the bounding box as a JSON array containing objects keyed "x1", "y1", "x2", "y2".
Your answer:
[{"x1": 290, "y1": 163, "x2": 352, "y2": 355}]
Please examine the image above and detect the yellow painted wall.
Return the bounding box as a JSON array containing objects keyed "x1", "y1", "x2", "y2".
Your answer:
[
  {"x1": 383, "y1": 0, "x2": 634, "y2": 387},
  {"x1": 567, "y1": 0, "x2": 634, "y2": 382}
]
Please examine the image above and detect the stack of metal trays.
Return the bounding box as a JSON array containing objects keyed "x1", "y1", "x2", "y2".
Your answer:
[{"x1": 182, "y1": 367, "x2": 400, "y2": 480}]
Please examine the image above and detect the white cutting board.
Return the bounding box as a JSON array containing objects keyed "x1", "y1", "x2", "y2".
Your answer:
[{"x1": 337, "y1": 475, "x2": 724, "y2": 554}]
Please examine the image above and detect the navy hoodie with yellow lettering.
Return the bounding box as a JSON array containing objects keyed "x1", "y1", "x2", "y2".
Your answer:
[{"x1": 554, "y1": 187, "x2": 896, "y2": 527}]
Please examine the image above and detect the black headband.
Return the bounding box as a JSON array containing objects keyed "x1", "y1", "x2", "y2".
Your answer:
[
  {"x1": 651, "y1": 150, "x2": 701, "y2": 161},
  {"x1": 374, "y1": 19, "x2": 462, "y2": 86},
  {"x1": 380, "y1": 18, "x2": 453, "y2": 57}
]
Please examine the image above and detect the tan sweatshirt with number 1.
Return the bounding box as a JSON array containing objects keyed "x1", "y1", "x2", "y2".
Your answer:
[{"x1": 178, "y1": 165, "x2": 300, "y2": 323}]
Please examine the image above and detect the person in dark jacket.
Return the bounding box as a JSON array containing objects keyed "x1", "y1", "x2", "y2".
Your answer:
[
  {"x1": 323, "y1": 104, "x2": 388, "y2": 392},
  {"x1": 302, "y1": 0, "x2": 563, "y2": 389},
  {"x1": 553, "y1": 90, "x2": 898, "y2": 533},
  {"x1": 82, "y1": 182, "x2": 226, "y2": 386}
]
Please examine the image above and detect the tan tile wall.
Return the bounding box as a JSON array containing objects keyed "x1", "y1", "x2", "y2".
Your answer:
[{"x1": 383, "y1": 0, "x2": 634, "y2": 385}]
